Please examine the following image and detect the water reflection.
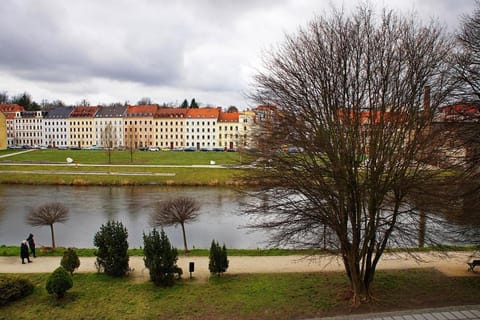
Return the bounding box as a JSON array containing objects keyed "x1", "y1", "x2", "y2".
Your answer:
[{"x1": 0, "y1": 185, "x2": 265, "y2": 249}]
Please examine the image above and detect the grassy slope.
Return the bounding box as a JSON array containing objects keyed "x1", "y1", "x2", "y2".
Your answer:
[{"x1": 1, "y1": 269, "x2": 479, "y2": 319}]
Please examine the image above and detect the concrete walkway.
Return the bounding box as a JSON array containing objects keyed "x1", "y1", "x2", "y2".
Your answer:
[{"x1": 314, "y1": 305, "x2": 480, "y2": 320}]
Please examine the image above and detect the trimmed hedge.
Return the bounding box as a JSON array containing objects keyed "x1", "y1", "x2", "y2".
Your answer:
[{"x1": 0, "y1": 276, "x2": 34, "y2": 305}]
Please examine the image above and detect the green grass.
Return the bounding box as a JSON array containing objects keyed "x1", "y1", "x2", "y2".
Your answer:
[
  {"x1": 0, "y1": 246, "x2": 326, "y2": 257},
  {"x1": 1, "y1": 269, "x2": 479, "y2": 319},
  {"x1": 0, "y1": 150, "x2": 252, "y2": 186},
  {"x1": 0, "y1": 149, "x2": 243, "y2": 165}
]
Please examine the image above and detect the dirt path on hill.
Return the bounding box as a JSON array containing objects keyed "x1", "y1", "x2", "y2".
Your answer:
[{"x1": 1, "y1": 251, "x2": 478, "y2": 283}]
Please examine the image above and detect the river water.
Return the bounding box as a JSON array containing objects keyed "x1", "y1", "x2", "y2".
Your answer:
[
  {"x1": 0, "y1": 184, "x2": 478, "y2": 250},
  {"x1": 0, "y1": 185, "x2": 266, "y2": 249}
]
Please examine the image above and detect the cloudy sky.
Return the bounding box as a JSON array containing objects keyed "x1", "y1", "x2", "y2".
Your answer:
[{"x1": 0, "y1": 0, "x2": 476, "y2": 109}]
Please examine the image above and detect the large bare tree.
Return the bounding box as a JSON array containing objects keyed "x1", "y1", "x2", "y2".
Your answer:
[
  {"x1": 245, "y1": 6, "x2": 457, "y2": 304},
  {"x1": 455, "y1": 0, "x2": 480, "y2": 101},
  {"x1": 26, "y1": 202, "x2": 70, "y2": 248},
  {"x1": 151, "y1": 197, "x2": 201, "y2": 253}
]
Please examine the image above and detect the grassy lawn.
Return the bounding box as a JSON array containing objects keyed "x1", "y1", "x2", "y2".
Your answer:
[
  {"x1": 0, "y1": 149, "x2": 244, "y2": 165},
  {"x1": 0, "y1": 150, "x2": 251, "y2": 186},
  {"x1": 1, "y1": 269, "x2": 479, "y2": 319}
]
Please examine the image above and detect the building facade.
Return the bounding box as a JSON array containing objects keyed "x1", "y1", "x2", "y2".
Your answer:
[
  {"x1": 185, "y1": 108, "x2": 219, "y2": 150},
  {"x1": 0, "y1": 112, "x2": 6, "y2": 150},
  {"x1": 14, "y1": 110, "x2": 45, "y2": 147},
  {"x1": 0, "y1": 104, "x2": 25, "y2": 147},
  {"x1": 94, "y1": 105, "x2": 127, "y2": 149},
  {"x1": 43, "y1": 107, "x2": 72, "y2": 148},
  {"x1": 69, "y1": 106, "x2": 99, "y2": 148},
  {"x1": 124, "y1": 105, "x2": 157, "y2": 149},
  {"x1": 154, "y1": 108, "x2": 187, "y2": 149}
]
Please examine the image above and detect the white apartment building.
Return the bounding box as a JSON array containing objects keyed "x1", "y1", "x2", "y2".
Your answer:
[
  {"x1": 14, "y1": 110, "x2": 45, "y2": 147},
  {"x1": 185, "y1": 108, "x2": 219, "y2": 150},
  {"x1": 94, "y1": 105, "x2": 127, "y2": 148},
  {"x1": 43, "y1": 107, "x2": 72, "y2": 148}
]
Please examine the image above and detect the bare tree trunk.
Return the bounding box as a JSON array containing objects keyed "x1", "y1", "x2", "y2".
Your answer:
[
  {"x1": 181, "y1": 222, "x2": 188, "y2": 253},
  {"x1": 50, "y1": 224, "x2": 56, "y2": 248}
]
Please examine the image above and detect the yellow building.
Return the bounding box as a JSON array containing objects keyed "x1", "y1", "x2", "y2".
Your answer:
[
  {"x1": 0, "y1": 111, "x2": 6, "y2": 150},
  {"x1": 69, "y1": 106, "x2": 99, "y2": 148},
  {"x1": 125, "y1": 105, "x2": 157, "y2": 149},
  {"x1": 154, "y1": 108, "x2": 187, "y2": 149}
]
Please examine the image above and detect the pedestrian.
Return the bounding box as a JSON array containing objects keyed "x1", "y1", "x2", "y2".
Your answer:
[
  {"x1": 20, "y1": 240, "x2": 32, "y2": 264},
  {"x1": 27, "y1": 233, "x2": 36, "y2": 258}
]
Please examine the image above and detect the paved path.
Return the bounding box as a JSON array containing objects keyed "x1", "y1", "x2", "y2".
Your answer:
[{"x1": 314, "y1": 305, "x2": 480, "y2": 320}]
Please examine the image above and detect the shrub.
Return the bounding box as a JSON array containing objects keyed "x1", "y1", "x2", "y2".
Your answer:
[
  {"x1": 93, "y1": 220, "x2": 129, "y2": 277},
  {"x1": 0, "y1": 276, "x2": 34, "y2": 305},
  {"x1": 46, "y1": 266, "x2": 73, "y2": 299},
  {"x1": 143, "y1": 228, "x2": 181, "y2": 286},
  {"x1": 61, "y1": 248, "x2": 80, "y2": 275},
  {"x1": 209, "y1": 240, "x2": 229, "y2": 276}
]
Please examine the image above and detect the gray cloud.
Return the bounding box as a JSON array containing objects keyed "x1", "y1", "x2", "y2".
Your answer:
[{"x1": 0, "y1": 0, "x2": 477, "y2": 107}]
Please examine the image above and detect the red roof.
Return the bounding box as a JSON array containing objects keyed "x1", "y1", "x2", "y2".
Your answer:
[
  {"x1": 0, "y1": 104, "x2": 25, "y2": 113},
  {"x1": 218, "y1": 112, "x2": 239, "y2": 122},
  {"x1": 186, "y1": 107, "x2": 220, "y2": 119},
  {"x1": 126, "y1": 105, "x2": 158, "y2": 116},
  {"x1": 70, "y1": 106, "x2": 99, "y2": 117},
  {"x1": 439, "y1": 104, "x2": 479, "y2": 115},
  {"x1": 338, "y1": 110, "x2": 404, "y2": 124},
  {"x1": 155, "y1": 108, "x2": 188, "y2": 118}
]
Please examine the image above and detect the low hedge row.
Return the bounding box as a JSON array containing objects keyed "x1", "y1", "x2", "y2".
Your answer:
[{"x1": 0, "y1": 276, "x2": 34, "y2": 305}]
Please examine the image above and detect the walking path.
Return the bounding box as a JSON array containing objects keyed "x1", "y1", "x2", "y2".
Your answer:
[
  {"x1": 1, "y1": 251, "x2": 479, "y2": 319},
  {"x1": 2, "y1": 251, "x2": 478, "y2": 280}
]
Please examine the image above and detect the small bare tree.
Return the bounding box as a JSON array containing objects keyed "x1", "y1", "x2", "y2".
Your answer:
[
  {"x1": 26, "y1": 202, "x2": 69, "y2": 248},
  {"x1": 151, "y1": 197, "x2": 201, "y2": 253}
]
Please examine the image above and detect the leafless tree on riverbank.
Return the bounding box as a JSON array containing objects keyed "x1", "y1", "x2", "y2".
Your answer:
[
  {"x1": 26, "y1": 202, "x2": 69, "y2": 248},
  {"x1": 151, "y1": 197, "x2": 201, "y2": 253},
  {"x1": 243, "y1": 5, "x2": 463, "y2": 305}
]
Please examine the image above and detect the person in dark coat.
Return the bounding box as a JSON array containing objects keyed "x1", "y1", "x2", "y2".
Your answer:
[
  {"x1": 26, "y1": 233, "x2": 36, "y2": 258},
  {"x1": 20, "y1": 240, "x2": 32, "y2": 264}
]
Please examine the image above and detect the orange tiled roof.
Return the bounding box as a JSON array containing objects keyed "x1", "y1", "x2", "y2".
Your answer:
[
  {"x1": 70, "y1": 106, "x2": 99, "y2": 117},
  {"x1": 338, "y1": 110, "x2": 403, "y2": 124},
  {"x1": 126, "y1": 105, "x2": 158, "y2": 116},
  {"x1": 218, "y1": 112, "x2": 239, "y2": 122},
  {"x1": 186, "y1": 107, "x2": 220, "y2": 119},
  {"x1": 439, "y1": 104, "x2": 479, "y2": 115},
  {"x1": 155, "y1": 108, "x2": 188, "y2": 118},
  {"x1": 0, "y1": 104, "x2": 25, "y2": 113}
]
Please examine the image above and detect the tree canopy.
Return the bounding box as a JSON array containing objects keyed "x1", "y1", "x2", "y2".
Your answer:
[{"x1": 246, "y1": 5, "x2": 459, "y2": 305}]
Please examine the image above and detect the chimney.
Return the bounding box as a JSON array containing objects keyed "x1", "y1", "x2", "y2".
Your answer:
[{"x1": 423, "y1": 86, "x2": 430, "y2": 117}]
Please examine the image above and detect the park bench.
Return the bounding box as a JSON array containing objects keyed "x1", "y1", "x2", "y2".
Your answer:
[{"x1": 467, "y1": 259, "x2": 480, "y2": 272}]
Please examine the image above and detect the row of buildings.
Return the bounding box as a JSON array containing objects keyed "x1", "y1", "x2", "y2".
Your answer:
[{"x1": 0, "y1": 104, "x2": 272, "y2": 151}]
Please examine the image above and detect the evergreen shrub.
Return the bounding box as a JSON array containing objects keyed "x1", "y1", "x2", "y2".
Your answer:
[
  {"x1": 60, "y1": 247, "x2": 80, "y2": 275},
  {"x1": 46, "y1": 266, "x2": 73, "y2": 299},
  {"x1": 0, "y1": 276, "x2": 34, "y2": 305},
  {"x1": 93, "y1": 220, "x2": 130, "y2": 277},
  {"x1": 209, "y1": 240, "x2": 229, "y2": 276},
  {"x1": 143, "y1": 228, "x2": 181, "y2": 286}
]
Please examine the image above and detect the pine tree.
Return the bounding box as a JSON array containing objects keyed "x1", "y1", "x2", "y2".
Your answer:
[
  {"x1": 208, "y1": 240, "x2": 229, "y2": 276},
  {"x1": 143, "y1": 228, "x2": 180, "y2": 286},
  {"x1": 180, "y1": 99, "x2": 189, "y2": 108},
  {"x1": 190, "y1": 98, "x2": 199, "y2": 108},
  {"x1": 93, "y1": 220, "x2": 129, "y2": 277}
]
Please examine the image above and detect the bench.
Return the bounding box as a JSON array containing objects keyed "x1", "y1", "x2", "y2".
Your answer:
[{"x1": 467, "y1": 260, "x2": 480, "y2": 272}]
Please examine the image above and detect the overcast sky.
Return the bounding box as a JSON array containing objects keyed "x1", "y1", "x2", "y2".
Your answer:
[{"x1": 0, "y1": 0, "x2": 476, "y2": 109}]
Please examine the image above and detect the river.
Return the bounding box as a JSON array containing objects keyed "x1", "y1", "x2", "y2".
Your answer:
[{"x1": 0, "y1": 185, "x2": 266, "y2": 249}]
